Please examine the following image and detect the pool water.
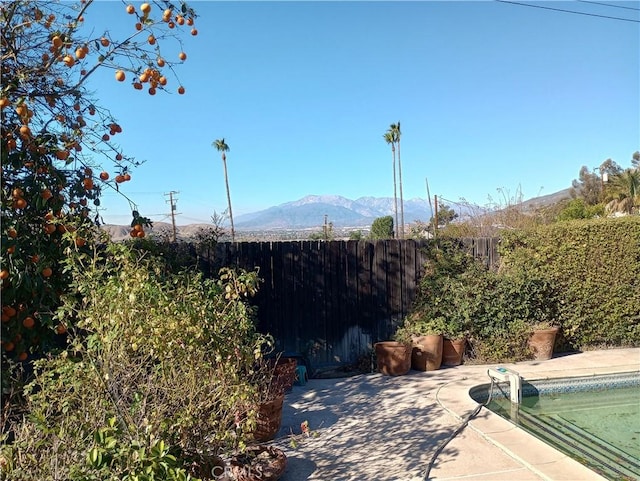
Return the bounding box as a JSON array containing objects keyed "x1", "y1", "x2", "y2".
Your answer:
[{"x1": 472, "y1": 372, "x2": 640, "y2": 481}]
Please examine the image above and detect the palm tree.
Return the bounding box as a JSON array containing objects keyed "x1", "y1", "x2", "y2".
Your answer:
[
  {"x1": 390, "y1": 122, "x2": 404, "y2": 238},
  {"x1": 605, "y1": 168, "x2": 640, "y2": 215},
  {"x1": 212, "y1": 138, "x2": 235, "y2": 241},
  {"x1": 384, "y1": 130, "x2": 399, "y2": 238}
]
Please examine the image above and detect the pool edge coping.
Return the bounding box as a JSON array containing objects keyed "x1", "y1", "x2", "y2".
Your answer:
[{"x1": 435, "y1": 355, "x2": 640, "y2": 481}]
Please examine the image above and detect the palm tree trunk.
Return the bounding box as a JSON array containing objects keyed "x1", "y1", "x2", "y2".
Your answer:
[
  {"x1": 222, "y1": 157, "x2": 235, "y2": 241},
  {"x1": 392, "y1": 147, "x2": 399, "y2": 239},
  {"x1": 397, "y1": 140, "x2": 405, "y2": 239}
]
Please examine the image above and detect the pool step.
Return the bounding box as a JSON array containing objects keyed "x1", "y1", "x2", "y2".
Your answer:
[{"x1": 516, "y1": 410, "x2": 640, "y2": 480}]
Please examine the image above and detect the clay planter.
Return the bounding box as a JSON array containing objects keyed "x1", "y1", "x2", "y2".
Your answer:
[
  {"x1": 229, "y1": 445, "x2": 287, "y2": 481},
  {"x1": 528, "y1": 327, "x2": 559, "y2": 360},
  {"x1": 252, "y1": 394, "x2": 285, "y2": 442},
  {"x1": 374, "y1": 341, "x2": 412, "y2": 376},
  {"x1": 442, "y1": 338, "x2": 466, "y2": 366},
  {"x1": 411, "y1": 334, "x2": 443, "y2": 371},
  {"x1": 269, "y1": 357, "x2": 297, "y2": 394}
]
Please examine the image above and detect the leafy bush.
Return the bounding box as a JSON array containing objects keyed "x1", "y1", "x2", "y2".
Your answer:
[
  {"x1": 1, "y1": 243, "x2": 272, "y2": 480},
  {"x1": 499, "y1": 217, "x2": 640, "y2": 348},
  {"x1": 398, "y1": 238, "x2": 559, "y2": 362}
]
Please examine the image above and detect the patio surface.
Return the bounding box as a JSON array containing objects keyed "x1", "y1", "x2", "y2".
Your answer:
[{"x1": 270, "y1": 347, "x2": 640, "y2": 480}]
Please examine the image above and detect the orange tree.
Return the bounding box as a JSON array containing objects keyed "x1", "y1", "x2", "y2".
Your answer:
[{"x1": 0, "y1": 1, "x2": 198, "y2": 364}]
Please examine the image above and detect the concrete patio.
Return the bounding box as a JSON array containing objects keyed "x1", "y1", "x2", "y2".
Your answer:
[{"x1": 270, "y1": 347, "x2": 640, "y2": 480}]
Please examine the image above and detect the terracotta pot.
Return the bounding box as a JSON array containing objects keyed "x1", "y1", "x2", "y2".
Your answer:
[
  {"x1": 411, "y1": 334, "x2": 443, "y2": 371},
  {"x1": 229, "y1": 445, "x2": 287, "y2": 481},
  {"x1": 528, "y1": 327, "x2": 559, "y2": 360},
  {"x1": 253, "y1": 394, "x2": 284, "y2": 442},
  {"x1": 374, "y1": 341, "x2": 412, "y2": 376},
  {"x1": 442, "y1": 338, "x2": 466, "y2": 366},
  {"x1": 270, "y1": 357, "x2": 297, "y2": 394}
]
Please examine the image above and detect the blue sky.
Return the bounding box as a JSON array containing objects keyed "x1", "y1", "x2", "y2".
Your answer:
[{"x1": 83, "y1": 1, "x2": 639, "y2": 226}]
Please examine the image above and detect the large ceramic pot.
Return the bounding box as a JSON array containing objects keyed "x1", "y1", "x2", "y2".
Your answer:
[
  {"x1": 253, "y1": 394, "x2": 285, "y2": 442},
  {"x1": 374, "y1": 341, "x2": 412, "y2": 376},
  {"x1": 229, "y1": 445, "x2": 287, "y2": 481},
  {"x1": 411, "y1": 335, "x2": 443, "y2": 371},
  {"x1": 442, "y1": 338, "x2": 466, "y2": 366},
  {"x1": 528, "y1": 327, "x2": 559, "y2": 360}
]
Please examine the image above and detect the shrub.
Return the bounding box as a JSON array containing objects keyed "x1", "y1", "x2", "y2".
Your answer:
[
  {"x1": 1, "y1": 242, "x2": 272, "y2": 480},
  {"x1": 499, "y1": 217, "x2": 640, "y2": 348}
]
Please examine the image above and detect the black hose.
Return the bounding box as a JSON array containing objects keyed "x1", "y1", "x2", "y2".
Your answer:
[{"x1": 423, "y1": 374, "x2": 497, "y2": 481}]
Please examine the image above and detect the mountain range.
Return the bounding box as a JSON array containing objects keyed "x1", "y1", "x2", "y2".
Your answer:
[
  {"x1": 234, "y1": 195, "x2": 433, "y2": 230},
  {"x1": 101, "y1": 190, "x2": 572, "y2": 241}
]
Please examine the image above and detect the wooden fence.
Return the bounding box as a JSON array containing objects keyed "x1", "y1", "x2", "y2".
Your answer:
[{"x1": 201, "y1": 238, "x2": 499, "y2": 369}]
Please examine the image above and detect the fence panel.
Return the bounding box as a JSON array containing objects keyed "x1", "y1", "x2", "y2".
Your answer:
[{"x1": 209, "y1": 238, "x2": 499, "y2": 369}]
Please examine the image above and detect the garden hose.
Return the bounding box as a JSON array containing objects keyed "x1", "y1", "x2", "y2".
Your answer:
[{"x1": 422, "y1": 374, "x2": 497, "y2": 481}]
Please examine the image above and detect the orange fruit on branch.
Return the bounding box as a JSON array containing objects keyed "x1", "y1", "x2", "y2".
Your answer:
[
  {"x1": 23, "y1": 317, "x2": 35, "y2": 329},
  {"x1": 115, "y1": 70, "x2": 125, "y2": 82},
  {"x1": 42, "y1": 267, "x2": 53, "y2": 277},
  {"x1": 99, "y1": 171, "x2": 109, "y2": 180}
]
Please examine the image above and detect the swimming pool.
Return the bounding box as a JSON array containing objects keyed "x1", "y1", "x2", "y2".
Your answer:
[{"x1": 469, "y1": 371, "x2": 640, "y2": 480}]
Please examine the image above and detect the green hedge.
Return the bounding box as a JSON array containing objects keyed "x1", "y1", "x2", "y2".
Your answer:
[{"x1": 498, "y1": 217, "x2": 640, "y2": 348}]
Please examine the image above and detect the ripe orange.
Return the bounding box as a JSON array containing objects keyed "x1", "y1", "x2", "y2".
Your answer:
[
  {"x1": 157, "y1": 57, "x2": 165, "y2": 67},
  {"x1": 178, "y1": 51, "x2": 187, "y2": 61},
  {"x1": 133, "y1": 224, "x2": 143, "y2": 232},
  {"x1": 19, "y1": 125, "x2": 31, "y2": 138},
  {"x1": 75, "y1": 237, "x2": 86, "y2": 247},
  {"x1": 115, "y1": 175, "x2": 125, "y2": 183},
  {"x1": 14, "y1": 198, "x2": 27, "y2": 209},
  {"x1": 136, "y1": 230, "x2": 145, "y2": 238},
  {"x1": 191, "y1": 28, "x2": 198, "y2": 36},
  {"x1": 187, "y1": 17, "x2": 194, "y2": 26},
  {"x1": 100, "y1": 37, "x2": 110, "y2": 47},
  {"x1": 99, "y1": 171, "x2": 109, "y2": 180},
  {"x1": 115, "y1": 153, "x2": 123, "y2": 161},
  {"x1": 147, "y1": 35, "x2": 156, "y2": 45},
  {"x1": 148, "y1": 87, "x2": 156, "y2": 96},
  {"x1": 141, "y1": 3, "x2": 151, "y2": 14},
  {"x1": 3, "y1": 306, "x2": 16, "y2": 317},
  {"x1": 44, "y1": 224, "x2": 56, "y2": 235},
  {"x1": 4, "y1": 342, "x2": 15, "y2": 352},
  {"x1": 176, "y1": 15, "x2": 184, "y2": 25},
  {"x1": 0, "y1": 98, "x2": 9, "y2": 109},
  {"x1": 17, "y1": 352, "x2": 28, "y2": 361},
  {"x1": 178, "y1": 86, "x2": 185, "y2": 95},
  {"x1": 7, "y1": 228, "x2": 17, "y2": 239},
  {"x1": 83, "y1": 178, "x2": 94, "y2": 190},
  {"x1": 23, "y1": 316, "x2": 35, "y2": 329},
  {"x1": 133, "y1": 82, "x2": 143, "y2": 90},
  {"x1": 52, "y1": 35, "x2": 63, "y2": 49},
  {"x1": 0, "y1": 269, "x2": 9, "y2": 280},
  {"x1": 115, "y1": 70, "x2": 125, "y2": 82},
  {"x1": 12, "y1": 188, "x2": 23, "y2": 198},
  {"x1": 42, "y1": 267, "x2": 53, "y2": 277},
  {"x1": 126, "y1": 4, "x2": 135, "y2": 14},
  {"x1": 135, "y1": 22, "x2": 142, "y2": 31},
  {"x1": 41, "y1": 189, "x2": 53, "y2": 200},
  {"x1": 55, "y1": 150, "x2": 69, "y2": 160},
  {"x1": 63, "y1": 55, "x2": 75, "y2": 67},
  {"x1": 102, "y1": 134, "x2": 110, "y2": 141}
]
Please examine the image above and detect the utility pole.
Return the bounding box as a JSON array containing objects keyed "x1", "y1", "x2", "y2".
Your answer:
[
  {"x1": 434, "y1": 195, "x2": 438, "y2": 239},
  {"x1": 165, "y1": 191, "x2": 180, "y2": 242}
]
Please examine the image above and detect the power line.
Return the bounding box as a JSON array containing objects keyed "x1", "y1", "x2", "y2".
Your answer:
[
  {"x1": 495, "y1": 0, "x2": 640, "y2": 22},
  {"x1": 577, "y1": 0, "x2": 640, "y2": 11}
]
